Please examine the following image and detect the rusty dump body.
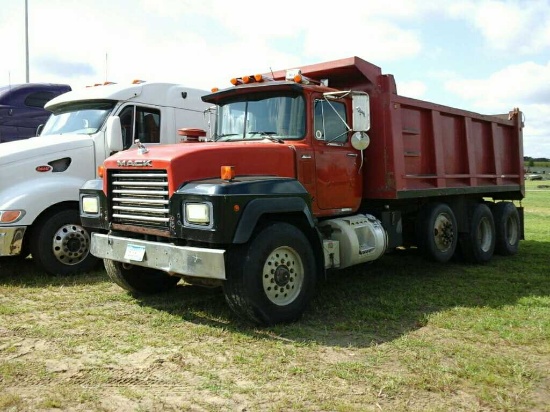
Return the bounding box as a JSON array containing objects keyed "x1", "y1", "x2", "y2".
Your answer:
[{"x1": 270, "y1": 56, "x2": 525, "y2": 201}]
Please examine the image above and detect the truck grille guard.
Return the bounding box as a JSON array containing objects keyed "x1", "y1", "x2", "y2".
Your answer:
[{"x1": 109, "y1": 169, "x2": 170, "y2": 234}]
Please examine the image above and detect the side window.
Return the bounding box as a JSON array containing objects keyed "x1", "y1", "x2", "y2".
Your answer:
[
  {"x1": 24, "y1": 91, "x2": 56, "y2": 108},
  {"x1": 119, "y1": 106, "x2": 135, "y2": 150},
  {"x1": 136, "y1": 107, "x2": 161, "y2": 144},
  {"x1": 314, "y1": 99, "x2": 348, "y2": 143}
]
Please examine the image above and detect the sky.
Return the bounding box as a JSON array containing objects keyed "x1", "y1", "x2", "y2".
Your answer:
[{"x1": 1, "y1": 0, "x2": 549, "y2": 158}]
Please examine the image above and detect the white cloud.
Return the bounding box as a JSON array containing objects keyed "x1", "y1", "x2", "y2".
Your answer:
[
  {"x1": 444, "y1": 61, "x2": 550, "y2": 157},
  {"x1": 397, "y1": 80, "x2": 427, "y2": 99},
  {"x1": 449, "y1": 0, "x2": 550, "y2": 54},
  {"x1": 445, "y1": 61, "x2": 550, "y2": 108}
]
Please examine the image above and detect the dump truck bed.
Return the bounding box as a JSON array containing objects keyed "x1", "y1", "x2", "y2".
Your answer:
[{"x1": 365, "y1": 79, "x2": 524, "y2": 200}]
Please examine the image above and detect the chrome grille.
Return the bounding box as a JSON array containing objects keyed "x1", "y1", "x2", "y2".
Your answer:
[{"x1": 109, "y1": 170, "x2": 170, "y2": 230}]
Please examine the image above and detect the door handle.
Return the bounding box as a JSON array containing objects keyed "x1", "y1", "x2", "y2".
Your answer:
[
  {"x1": 347, "y1": 153, "x2": 358, "y2": 157},
  {"x1": 301, "y1": 154, "x2": 312, "y2": 159}
]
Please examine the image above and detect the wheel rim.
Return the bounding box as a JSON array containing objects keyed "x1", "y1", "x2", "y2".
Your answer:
[
  {"x1": 52, "y1": 224, "x2": 90, "y2": 265},
  {"x1": 433, "y1": 213, "x2": 454, "y2": 252},
  {"x1": 505, "y1": 215, "x2": 519, "y2": 246},
  {"x1": 477, "y1": 217, "x2": 493, "y2": 252},
  {"x1": 262, "y1": 246, "x2": 303, "y2": 306}
]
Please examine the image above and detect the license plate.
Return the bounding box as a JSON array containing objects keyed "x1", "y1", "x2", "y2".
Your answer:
[{"x1": 124, "y1": 244, "x2": 146, "y2": 262}]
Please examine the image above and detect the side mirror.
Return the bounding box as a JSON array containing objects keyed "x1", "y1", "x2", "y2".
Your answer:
[
  {"x1": 352, "y1": 93, "x2": 370, "y2": 132},
  {"x1": 36, "y1": 124, "x2": 44, "y2": 136},
  {"x1": 351, "y1": 131, "x2": 370, "y2": 151},
  {"x1": 106, "y1": 116, "x2": 123, "y2": 153}
]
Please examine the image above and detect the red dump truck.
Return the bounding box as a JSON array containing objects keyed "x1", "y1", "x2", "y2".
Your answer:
[{"x1": 80, "y1": 56, "x2": 524, "y2": 325}]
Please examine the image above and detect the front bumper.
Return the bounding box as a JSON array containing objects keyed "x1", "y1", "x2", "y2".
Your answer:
[
  {"x1": 91, "y1": 233, "x2": 226, "y2": 280},
  {"x1": 0, "y1": 226, "x2": 26, "y2": 256}
]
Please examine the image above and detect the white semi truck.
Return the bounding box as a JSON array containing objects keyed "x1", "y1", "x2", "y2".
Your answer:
[{"x1": 0, "y1": 81, "x2": 211, "y2": 275}]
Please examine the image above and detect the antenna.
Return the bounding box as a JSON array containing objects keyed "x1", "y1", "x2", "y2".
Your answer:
[
  {"x1": 105, "y1": 53, "x2": 108, "y2": 82},
  {"x1": 25, "y1": 0, "x2": 29, "y2": 82}
]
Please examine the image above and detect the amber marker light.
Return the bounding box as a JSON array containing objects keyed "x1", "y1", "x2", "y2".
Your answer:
[
  {"x1": 0, "y1": 210, "x2": 23, "y2": 223},
  {"x1": 230, "y1": 78, "x2": 239, "y2": 85},
  {"x1": 254, "y1": 74, "x2": 263, "y2": 82},
  {"x1": 242, "y1": 75, "x2": 251, "y2": 84},
  {"x1": 211, "y1": 87, "x2": 219, "y2": 92},
  {"x1": 293, "y1": 73, "x2": 303, "y2": 83},
  {"x1": 221, "y1": 165, "x2": 235, "y2": 181},
  {"x1": 97, "y1": 165, "x2": 105, "y2": 178},
  {"x1": 233, "y1": 204, "x2": 240, "y2": 212}
]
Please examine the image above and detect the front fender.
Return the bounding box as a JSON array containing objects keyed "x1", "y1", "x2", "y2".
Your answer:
[
  {"x1": 0, "y1": 176, "x2": 88, "y2": 226},
  {"x1": 232, "y1": 197, "x2": 315, "y2": 243}
]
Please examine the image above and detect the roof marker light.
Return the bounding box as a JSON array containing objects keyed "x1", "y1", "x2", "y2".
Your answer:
[{"x1": 221, "y1": 165, "x2": 235, "y2": 181}]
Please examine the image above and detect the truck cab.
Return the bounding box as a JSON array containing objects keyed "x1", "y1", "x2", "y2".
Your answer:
[
  {"x1": 0, "y1": 83, "x2": 71, "y2": 143},
  {"x1": 0, "y1": 82, "x2": 212, "y2": 275}
]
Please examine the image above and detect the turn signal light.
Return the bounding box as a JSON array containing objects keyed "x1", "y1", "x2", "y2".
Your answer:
[
  {"x1": 97, "y1": 165, "x2": 105, "y2": 178},
  {"x1": 221, "y1": 165, "x2": 235, "y2": 181}
]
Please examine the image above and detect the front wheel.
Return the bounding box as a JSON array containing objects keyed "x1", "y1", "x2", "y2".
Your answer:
[
  {"x1": 223, "y1": 222, "x2": 317, "y2": 325},
  {"x1": 104, "y1": 259, "x2": 180, "y2": 294},
  {"x1": 29, "y1": 209, "x2": 98, "y2": 275}
]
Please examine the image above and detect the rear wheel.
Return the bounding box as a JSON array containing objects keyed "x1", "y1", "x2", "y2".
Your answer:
[
  {"x1": 223, "y1": 222, "x2": 317, "y2": 325},
  {"x1": 30, "y1": 209, "x2": 98, "y2": 275},
  {"x1": 493, "y1": 202, "x2": 520, "y2": 256},
  {"x1": 416, "y1": 203, "x2": 458, "y2": 263},
  {"x1": 104, "y1": 259, "x2": 180, "y2": 294},
  {"x1": 459, "y1": 203, "x2": 495, "y2": 264}
]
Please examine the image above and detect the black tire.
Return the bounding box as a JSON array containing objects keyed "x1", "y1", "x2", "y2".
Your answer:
[
  {"x1": 493, "y1": 202, "x2": 520, "y2": 256},
  {"x1": 29, "y1": 209, "x2": 98, "y2": 275},
  {"x1": 223, "y1": 222, "x2": 317, "y2": 325},
  {"x1": 104, "y1": 259, "x2": 180, "y2": 294},
  {"x1": 459, "y1": 203, "x2": 495, "y2": 264},
  {"x1": 416, "y1": 203, "x2": 458, "y2": 263}
]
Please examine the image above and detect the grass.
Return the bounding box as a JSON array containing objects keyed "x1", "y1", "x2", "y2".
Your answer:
[{"x1": 0, "y1": 180, "x2": 548, "y2": 411}]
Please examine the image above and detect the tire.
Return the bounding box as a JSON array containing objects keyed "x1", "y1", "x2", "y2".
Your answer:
[
  {"x1": 104, "y1": 259, "x2": 180, "y2": 294},
  {"x1": 223, "y1": 222, "x2": 317, "y2": 325},
  {"x1": 29, "y1": 209, "x2": 98, "y2": 275},
  {"x1": 493, "y1": 202, "x2": 520, "y2": 256},
  {"x1": 416, "y1": 203, "x2": 458, "y2": 263},
  {"x1": 459, "y1": 203, "x2": 495, "y2": 264}
]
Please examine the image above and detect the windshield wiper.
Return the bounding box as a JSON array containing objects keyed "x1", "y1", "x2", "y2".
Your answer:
[
  {"x1": 215, "y1": 133, "x2": 240, "y2": 141},
  {"x1": 248, "y1": 131, "x2": 284, "y2": 144}
]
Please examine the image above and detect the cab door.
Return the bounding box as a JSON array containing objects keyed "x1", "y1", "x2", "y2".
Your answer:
[{"x1": 311, "y1": 97, "x2": 362, "y2": 212}]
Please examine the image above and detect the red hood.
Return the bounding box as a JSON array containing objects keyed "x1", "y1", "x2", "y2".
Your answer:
[{"x1": 104, "y1": 141, "x2": 298, "y2": 194}]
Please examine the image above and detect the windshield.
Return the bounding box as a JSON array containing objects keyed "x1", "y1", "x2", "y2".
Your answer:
[
  {"x1": 214, "y1": 92, "x2": 305, "y2": 141},
  {"x1": 40, "y1": 101, "x2": 115, "y2": 136}
]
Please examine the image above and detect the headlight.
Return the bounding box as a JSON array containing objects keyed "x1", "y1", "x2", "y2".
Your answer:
[
  {"x1": 81, "y1": 195, "x2": 99, "y2": 215},
  {"x1": 0, "y1": 210, "x2": 25, "y2": 224},
  {"x1": 185, "y1": 202, "x2": 211, "y2": 225}
]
